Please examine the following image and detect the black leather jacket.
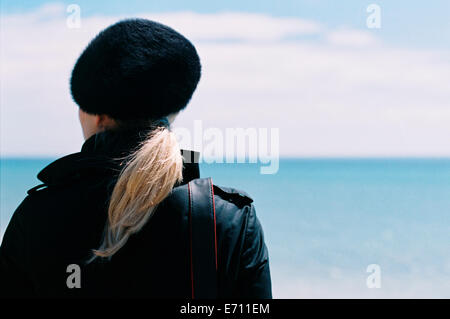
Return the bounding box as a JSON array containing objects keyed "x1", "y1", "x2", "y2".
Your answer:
[{"x1": 0, "y1": 128, "x2": 272, "y2": 298}]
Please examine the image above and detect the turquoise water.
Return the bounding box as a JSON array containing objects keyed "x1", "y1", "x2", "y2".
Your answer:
[{"x1": 1, "y1": 158, "x2": 450, "y2": 298}]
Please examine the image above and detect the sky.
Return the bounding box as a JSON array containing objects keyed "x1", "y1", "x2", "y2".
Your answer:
[{"x1": 1, "y1": 0, "x2": 449, "y2": 157}]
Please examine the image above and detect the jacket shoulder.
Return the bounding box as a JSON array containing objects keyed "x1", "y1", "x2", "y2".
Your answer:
[
  {"x1": 213, "y1": 184, "x2": 253, "y2": 209},
  {"x1": 212, "y1": 184, "x2": 257, "y2": 237},
  {"x1": 27, "y1": 183, "x2": 48, "y2": 195}
]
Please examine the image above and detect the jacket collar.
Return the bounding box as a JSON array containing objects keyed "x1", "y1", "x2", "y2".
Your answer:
[{"x1": 38, "y1": 128, "x2": 200, "y2": 186}]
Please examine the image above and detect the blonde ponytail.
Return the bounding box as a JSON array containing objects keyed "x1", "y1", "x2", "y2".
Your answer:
[{"x1": 91, "y1": 126, "x2": 183, "y2": 260}]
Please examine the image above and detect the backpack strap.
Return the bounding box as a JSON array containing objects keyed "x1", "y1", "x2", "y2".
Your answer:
[{"x1": 187, "y1": 177, "x2": 218, "y2": 299}]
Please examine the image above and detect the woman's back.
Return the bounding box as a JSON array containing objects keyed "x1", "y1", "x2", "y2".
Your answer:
[{"x1": 0, "y1": 128, "x2": 271, "y2": 298}]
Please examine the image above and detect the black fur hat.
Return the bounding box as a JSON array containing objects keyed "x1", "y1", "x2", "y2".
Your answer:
[{"x1": 70, "y1": 19, "x2": 201, "y2": 120}]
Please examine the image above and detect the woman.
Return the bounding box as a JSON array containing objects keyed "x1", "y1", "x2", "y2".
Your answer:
[{"x1": 0, "y1": 19, "x2": 271, "y2": 298}]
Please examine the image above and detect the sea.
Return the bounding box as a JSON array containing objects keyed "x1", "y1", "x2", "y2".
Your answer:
[{"x1": 1, "y1": 158, "x2": 449, "y2": 298}]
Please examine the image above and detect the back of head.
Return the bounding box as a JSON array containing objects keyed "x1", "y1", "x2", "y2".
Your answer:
[
  {"x1": 70, "y1": 19, "x2": 201, "y2": 261},
  {"x1": 71, "y1": 18, "x2": 201, "y2": 120}
]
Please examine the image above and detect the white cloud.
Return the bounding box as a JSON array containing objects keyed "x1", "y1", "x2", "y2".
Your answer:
[
  {"x1": 1, "y1": 5, "x2": 450, "y2": 157},
  {"x1": 326, "y1": 28, "x2": 378, "y2": 47},
  {"x1": 150, "y1": 11, "x2": 323, "y2": 41}
]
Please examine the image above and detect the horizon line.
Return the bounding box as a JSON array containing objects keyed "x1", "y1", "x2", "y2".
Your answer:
[{"x1": 1, "y1": 155, "x2": 450, "y2": 160}]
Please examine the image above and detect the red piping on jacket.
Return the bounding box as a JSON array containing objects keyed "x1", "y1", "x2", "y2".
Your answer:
[
  {"x1": 188, "y1": 179, "x2": 218, "y2": 299},
  {"x1": 187, "y1": 183, "x2": 194, "y2": 299},
  {"x1": 210, "y1": 179, "x2": 218, "y2": 270}
]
